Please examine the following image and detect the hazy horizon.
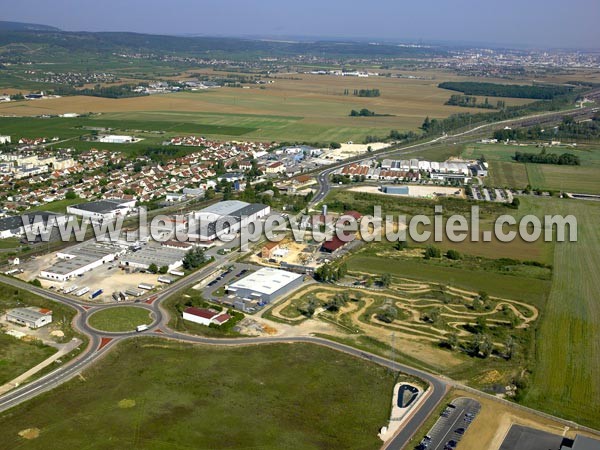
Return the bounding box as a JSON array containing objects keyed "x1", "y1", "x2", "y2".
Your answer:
[{"x1": 1, "y1": 0, "x2": 599, "y2": 49}]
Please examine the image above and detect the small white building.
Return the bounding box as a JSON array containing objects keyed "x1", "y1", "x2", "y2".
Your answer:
[
  {"x1": 98, "y1": 135, "x2": 136, "y2": 144},
  {"x1": 0, "y1": 135, "x2": 11, "y2": 145},
  {"x1": 6, "y1": 307, "x2": 53, "y2": 329},
  {"x1": 182, "y1": 307, "x2": 230, "y2": 326}
]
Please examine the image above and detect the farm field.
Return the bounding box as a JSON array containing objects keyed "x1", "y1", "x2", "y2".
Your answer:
[
  {"x1": 0, "y1": 73, "x2": 534, "y2": 142},
  {"x1": 0, "y1": 339, "x2": 396, "y2": 450},
  {"x1": 525, "y1": 164, "x2": 600, "y2": 193},
  {"x1": 463, "y1": 143, "x2": 600, "y2": 192},
  {"x1": 523, "y1": 199, "x2": 600, "y2": 427},
  {"x1": 488, "y1": 160, "x2": 530, "y2": 189},
  {"x1": 87, "y1": 307, "x2": 153, "y2": 333}
]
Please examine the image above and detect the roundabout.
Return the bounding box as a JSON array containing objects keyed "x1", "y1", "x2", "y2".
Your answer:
[{"x1": 87, "y1": 306, "x2": 154, "y2": 333}]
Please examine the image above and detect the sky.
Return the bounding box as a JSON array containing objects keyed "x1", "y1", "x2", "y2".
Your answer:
[{"x1": 1, "y1": 0, "x2": 599, "y2": 49}]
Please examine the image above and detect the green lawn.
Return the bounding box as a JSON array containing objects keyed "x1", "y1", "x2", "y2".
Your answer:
[
  {"x1": 0, "y1": 334, "x2": 56, "y2": 386},
  {"x1": 0, "y1": 237, "x2": 22, "y2": 250},
  {"x1": 463, "y1": 143, "x2": 600, "y2": 192},
  {"x1": 87, "y1": 307, "x2": 152, "y2": 333},
  {"x1": 524, "y1": 199, "x2": 600, "y2": 427},
  {"x1": 525, "y1": 164, "x2": 600, "y2": 193},
  {"x1": 488, "y1": 161, "x2": 530, "y2": 188},
  {"x1": 347, "y1": 256, "x2": 550, "y2": 307},
  {"x1": 0, "y1": 339, "x2": 396, "y2": 450}
]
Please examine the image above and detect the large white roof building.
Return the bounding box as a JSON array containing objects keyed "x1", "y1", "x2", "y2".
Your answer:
[{"x1": 227, "y1": 267, "x2": 303, "y2": 303}]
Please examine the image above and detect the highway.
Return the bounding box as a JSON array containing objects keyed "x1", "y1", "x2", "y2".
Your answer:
[{"x1": 0, "y1": 104, "x2": 596, "y2": 448}]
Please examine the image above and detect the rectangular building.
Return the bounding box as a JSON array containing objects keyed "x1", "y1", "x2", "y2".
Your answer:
[
  {"x1": 40, "y1": 242, "x2": 124, "y2": 282},
  {"x1": 66, "y1": 199, "x2": 136, "y2": 222},
  {"x1": 119, "y1": 243, "x2": 188, "y2": 272},
  {"x1": 227, "y1": 267, "x2": 303, "y2": 303},
  {"x1": 182, "y1": 307, "x2": 230, "y2": 326},
  {"x1": 0, "y1": 211, "x2": 67, "y2": 239},
  {"x1": 188, "y1": 200, "x2": 270, "y2": 241},
  {"x1": 6, "y1": 307, "x2": 52, "y2": 329}
]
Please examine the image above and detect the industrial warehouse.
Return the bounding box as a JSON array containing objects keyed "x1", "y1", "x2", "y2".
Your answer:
[
  {"x1": 187, "y1": 200, "x2": 271, "y2": 241},
  {"x1": 0, "y1": 211, "x2": 67, "y2": 239},
  {"x1": 66, "y1": 198, "x2": 136, "y2": 223},
  {"x1": 119, "y1": 242, "x2": 188, "y2": 272},
  {"x1": 39, "y1": 241, "x2": 125, "y2": 282},
  {"x1": 226, "y1": 267, "x2": 304, "y2": 304},
  {"x1": 6, "y1": 306, "x2": 53, "y2": 329}
]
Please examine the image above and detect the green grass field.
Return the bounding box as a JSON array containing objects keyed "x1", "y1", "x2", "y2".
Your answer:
[
  {"x1": 347, "y1": 256, "x2": 550, "y2": 307},
  {"x1": 463, "y1": 143, "x2": 600, "y2": 193},
  {"x1": 0, "y1": 339, "x2": 396, "y2": 450},
  {"x1": 525, "y1": 164, "x2": 600, "y2": 193},
  {"x1": 87, "y1": 307, "x2": 153, "y2": 332},
  {"x1": 523, "y1": 199, "x2": 600, "y2": 427},
  {"x1": 488, "y1": 161, "x2": 530, "y2": 188},
  {"x1": 0, "y1": 334, "x2": 56, "y2": 386}
]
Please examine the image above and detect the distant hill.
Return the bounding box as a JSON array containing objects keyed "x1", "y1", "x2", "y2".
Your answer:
[
  {"x1": 0, "y1": 21, "x2": 60, "y2": 32},
  {"x1": 0, "y1": 28, "x2": 447, "y2": 61}
]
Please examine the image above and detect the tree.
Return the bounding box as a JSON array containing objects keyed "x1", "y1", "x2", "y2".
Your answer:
[
  {"x1": 470, "y1": 333, "x2": 492, "y2": 358},
  {"x1": 222, "y1": 184, "x2": 233, "y2": 201},
  {"x1": 65, "y1": 190, "x2": 77, "y2": 200},
  {"x1": 326, "y1": 293, "x2": 349, "y2": 312},
  {"x1": 158, "y1": 265, "x2": 169, "y2": 274},
  {"x1": 504, "y1": 336, "x2": 516, "y2": 360},
  {"x1": 376, "y1": 305, "x2": 398, "y2": 323},
  {"x1": 422, "y1": 308, "x2": 440, "y2": 324},
  {"x1": 446, "y1": 249, "x2": 461, "y2": 260},
  {"x1": 380, "y1": 273, "x2": 392, "y2": 288},
  {"x1": 424, "y1": 245, "x2": 441, "y2": 259},
  {"x1": 148, "y1": 263, "x2": 158, "y2": 274},
  {"x1": 300, "y1": 298, "x2": 319, "y2": 317},
  {"x1": 394, "y1": 239, "x2": 408, "y2": 251},
  {"x1": 446, "y1": 332, "x2": 459, "y2": 350},
  {"x1": 182, "y1": 247, "x2": 207, "y2": 270},
  {"x1": 204, "y1": 187, "x2": 215, "y2": 200},
  {"x1": 480, "y1": 334, "x2": 493, "y2": 358},
  {"x1": 476, "y1": 316, "x2": 488, "y2": 332}
]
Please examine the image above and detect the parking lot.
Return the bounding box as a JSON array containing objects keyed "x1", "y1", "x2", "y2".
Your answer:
[{"x1": 417, "y1": 397, "x2": 481, "y2": 450}]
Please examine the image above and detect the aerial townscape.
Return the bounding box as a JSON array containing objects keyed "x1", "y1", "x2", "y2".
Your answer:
[{"x1": 0, "y1": 2, "x2": 599, "y2": 449}]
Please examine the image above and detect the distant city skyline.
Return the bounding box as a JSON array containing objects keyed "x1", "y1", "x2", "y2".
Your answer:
[{"x1": 1, "y1": 0, "x2": 599, "y2": 49}]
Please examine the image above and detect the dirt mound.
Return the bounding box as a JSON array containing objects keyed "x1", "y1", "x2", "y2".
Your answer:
[
  {"x1": 18, "y1": 428, "x2": 40, "y2": 439},
  {"x1": 478, "y1": 370, "x2": 503, "y2": 384},
  {"x1": 118, "y1": 399, "x2": 136, "y2": 409}
]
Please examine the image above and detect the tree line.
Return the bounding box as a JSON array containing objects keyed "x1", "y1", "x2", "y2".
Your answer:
[
  {"x1": 439, "y1": 81, "x2": 574, "y2": 99},
  {"x1": 445, "y1": 94, "x2": 502, "y2": 110},
  {"x1": 514, "y1": 149, "x2": 580, "y2": 165},
  {"x1": 50, "y1": 83, "x2": 147, "y2": 99}
]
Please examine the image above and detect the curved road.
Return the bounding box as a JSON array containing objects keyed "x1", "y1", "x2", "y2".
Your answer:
[{"x1": 0, "y1": 272, "x2": 448, "y2": 450}]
